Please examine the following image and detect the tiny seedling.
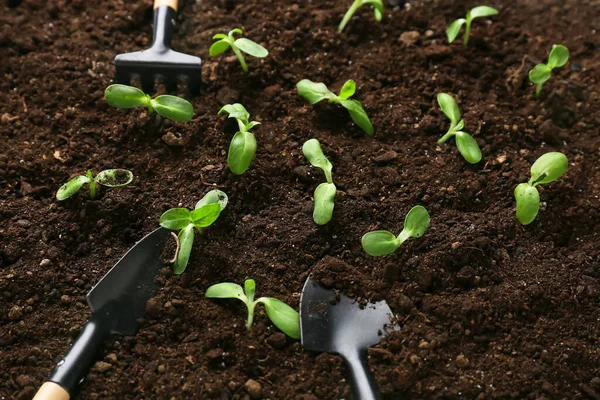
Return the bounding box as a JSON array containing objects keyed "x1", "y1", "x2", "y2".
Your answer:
[
  {"x1": 338, "y1": 0, "x2": 384, "y2": 33},
  {"x1": 56, "y1": 169, "x2": 133, "y2": 201},
  {"x1": 303, "y1": 139, "x2": 336, "y2": 225},
  {"x1": 218, "y1": 103, "x2": 259, "y2": 175},
  {"x1": 205, "y1": 278, "x2": 300, "y2": 339},
  {"x1": 105, "y1": 84, "x2": 194, "y2": 123},
  {"x1": 437, "y1": 93, "x2": 482, "y2": 164},
  {"x1": 446, "y1": 6, "x2": 499, "y2": 46},
  {"x1": 529, "y1": 45, "x2": 569, "y2": 98},
  {"x1": 159, "y1": 190, "x2": 228, "y2": 274},
  {"x1": 210, "y1": 28, "x2": 269, "y2": 73},
  {"x1": 362, "y1": 205, "x2": 430, "y2": 256},
  {"x1": 514, "y1": 152, "x2": 568, "y2": 225},
  {"x1": 297, "y1": 79, "x2": 374, "y2": 136}
]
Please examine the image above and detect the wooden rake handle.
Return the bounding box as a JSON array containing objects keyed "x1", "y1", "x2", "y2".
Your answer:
[
  {"x1": 154, "y1": 0, "x2": 178, "y2": 11},
  {"x1": 32, "y1": 382, "x2": 70, "y2": 400}
]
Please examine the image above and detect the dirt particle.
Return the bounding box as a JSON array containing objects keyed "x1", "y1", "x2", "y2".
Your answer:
[
  {"x1": 455, "y1": 354, "x2": 469, "y2": 368},
  {"x1": 162, "y1": 132, "x2": 186, "y2": 147},
  {"x1": 244, "y1": 379, "x2": 262, "y2": 399},
  {"x1": 16, "y1": 374, "x2": 32, "y2": 387},
  {"x1": 92, "y1": 361, "x2": 112, "y2": 373},
  {"x1": 146, "y1": 297, "x2": 162, "y2": 318},
  {"x1": 157, "y1": 365, "x2": 166, "y2": 374},
  {"x1": 399, "y1": 31, "x2": 419, "y2": 46},
  {"x1": 39, "y1": 259, "x2": 51, "y2": 267},
  {"x1": 374, "y1": 150, "x2": 397, "y2": 164},
  {"x1": 60, "y1": 295, "x2": 70, "y2": 304},
  {"x1": 9, "y1": 305, "x2": 23, "y2": 320},
  {"x1": 266, "y1": 332, "x2": 286, "y2": 349},
  {"x1": 418, "y1": 340, "x2": 430, "y2": 349},
  {"x1": 106, "y1": 353, "x2": 117, "y2": 364}
]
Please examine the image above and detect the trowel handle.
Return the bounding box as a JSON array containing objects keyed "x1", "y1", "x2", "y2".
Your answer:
[
  {"x1": 345, "y1": 349, "x2": 381, "y2": 400},
  {"x1": 152, "y1": 0, "x2": 178, "y2": 51},
  {"x1": 33, "y1": 313, "x2": 111, "y2": 400}
]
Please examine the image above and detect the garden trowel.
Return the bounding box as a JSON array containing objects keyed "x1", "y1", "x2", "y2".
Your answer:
[
  {"x1": 33, "y1": 228, "x2": 170, "y2": 400},
  {"x1": 114, "y1": 0, "x2": 202, "y2": 94},
  {"x1": 300, "y1": 278, "x2": 397, "y2": 400}
]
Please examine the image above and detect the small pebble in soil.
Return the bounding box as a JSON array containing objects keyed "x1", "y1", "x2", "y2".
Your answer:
[
  {"x1": 455, "y1": 354, "x2": 469, "y2": 368},
  {"x1": 92, "y1": 361, "x2": 112, "y2": 373},
  {"x1": 106, "y1": 353, "x2": 117, "y2": 363},
  {"x1": 399, "y1": 31, "x2": 419, "y2": 46},
  {"x1": 9, "y1": 305, "x2": 23, "y2": 320},
  {"x1": 244, "y1": 379, "x2": 262, "y2": 400},
  {"x1": 39, "y1": 258, "x2": 51, "y2": 267},
  {"x1": 266, "y1": 332, "x2": 286, "y2": 349}
]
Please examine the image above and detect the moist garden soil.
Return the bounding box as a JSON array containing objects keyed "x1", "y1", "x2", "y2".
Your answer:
[{"x1": 1, "y1": 0, "x2": 600, "y2": 398}]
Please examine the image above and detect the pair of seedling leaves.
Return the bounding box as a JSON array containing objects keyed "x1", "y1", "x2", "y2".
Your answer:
[
  {"x1": 56, "y1": 169, "x2": 133, "y2": 200},
  {"x1": 303, "y1": 139, "x2": 336, "y2": 225},
  {"x1": 297, "y1": 79, "x2": 374, "y2": 136},
  {"x1": 514, "y1": 152, "x2": 568, "y2": 225},
  {"x1": 338, "y1": 0, "x2": 384, "y2": 33},
  {"x1": 529, "y1": 45, "x2": 570, "y2": 98},
  {"x1": 210, "y1": 29, "x2": 268, "y2": 73},
  {"x1": 219, "y1": 103, "x2": 259, "y2": 175},
  {"x1": 446, "y1": 6, "x2": 499, "y2": 46},
  {"x1": 437, "y1": 93, "x2": 482, "y2": 164}
]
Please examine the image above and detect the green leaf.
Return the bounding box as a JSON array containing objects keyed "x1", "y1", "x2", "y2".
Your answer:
[
  {"x1": 159, "y1": 208, "x2": 192, "y2": 230},
  {"x1": 95, "y1": 169, "x2": 133, "y2": 188},
  {"x1": 228, "y1": 131, "x2": 257, "y2": 175},
  {"x1": 548, "y1": 45, "x2": 569, "y2": 69},
  {"x1": 104, "y1": 84, "x2": 148, "y2": 109},
  {"x1": 209, "y1": 39, "x2": 231, "y2": 57},
  {"x1": 446, "y1": 19, "x2": 466, "y2": 43},
  {"x1": 302, "y1": 139, "x2": 333, "y2": 183},
  {"x1": 195, "y1": 190, "x2": 229, "y2": 211},
  {"x1": 340, "y1": 99, "x2": 374, "y2": 136},
  {"x1": 365, "y1": 0, "x2": 384, "y2": 21},
  {"x1": 313, "y1": 182, "x2": 336, "y2": 225},
  {"x1": 245, "y1": 121, "x2": 261, "y2": 131},
  {"x1": 229, "y1": 28, "x2": 244, "y2": 37},
  {"x1": 469, "y1": 6, "x2": 499, "y2": 19},
  {"x1": 205, "y1": 282, "x2": 247, "y2": 302},
  {"x1": 212, "y1": 33, "x2": 228, "y2": 40},
  {"x1": 190, "y1": 203, "x2": 222, "y2": 228},
  {"x1": 514, "y1": 183, "x2": 540, "y2": 225},
  {"x1": 530, "y1": 152, "x2": 568, "y2": 185},
  {"x1": 361, "y1": 230, "x2": 399, "y2": 256},
  {"x1": 174, "y1": 224, "x2": 194, "y2": 274},
  {"x1": 218, "y1": 103, "x2": 250, "y2": 123},
  {"x1": 296, "y1": 79, "x2": 337, "y2": 104},
  {"x1": 244, "y1": 279, "x2": 256, "y2": 302},
  {"x1": 260, "y1": 298, "x2": 300, "y2": 339},
  {"x1": 339, "y1": 80, "x2": 356, "y2": 100},
  {"x1": 150, "y1": 95, "x2": 194, "y2": 123},
  {"x1": 56, "y1": 175, "x2": 91, "y2": 201},
  {"x1": 529, "y1": 64, "x2": 552, "y2": 84},
  {"x1": 455, "y1": 132, "x2": 482, "y2": 164},
  {"x1": 234, "y1": 38, "x2": 269, "y2": 58},
  {"x1": 399, "y1": 205, "x2": 430, "y2": 243},
  {"x1": 437, "y1": 93, "x2": 461, "y2": 125},
  {"x1": 454, "y1": 119, "x2": 465, "y2": 131}
]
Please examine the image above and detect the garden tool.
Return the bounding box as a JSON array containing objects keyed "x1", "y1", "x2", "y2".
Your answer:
[
  {"x1": 300, "y1": 278, "x2": 397, "y2": 400},
  {"x1": 114, "y1": 0, "x2": 202, "y2": 94},
  {"x1": 33, "y1": 228, "x2": 171, "y2": 400}
]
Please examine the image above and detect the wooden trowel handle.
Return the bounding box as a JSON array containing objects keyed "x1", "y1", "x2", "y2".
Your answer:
[
  {"x1": 32, "y1": 382, "x2": 70, "y2": 400},
  {"x1": 154, "y1": 0, "x2": 178, "y2": 11}
]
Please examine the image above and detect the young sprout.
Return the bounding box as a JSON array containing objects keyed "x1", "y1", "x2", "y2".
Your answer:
[
  {"x1": 529, "y1": 45, "x2": 570, "y2": 98},
  {"x1": 56, "y1": 169, "x2": 133, "y2": 201},
  {"x1": 206, "y1": 278, "x2": 300, "y2": 339},
  {"x1": 338, "y1": 0, "x2": 384, "y2": 33},
  {"x1": 362, "y1": 205, "x2": 430, "y2": 256},
  {"x1": 218, "y1": 103, "x2": 259, "y2": 175},
  {"x1": 297, "y1": 79, "x2": 374, "y2": 136},
  {"x1": 210, "y1": 28, "x2": 269, "y2": 73},
  {"x1": 104, "y1": 84, "x2": 194, "y2": 123},
  {"x1": 303, "y1": 139, "x2": 336, "y2": 225},
  {"x1": 446, "y1": 6, "x2": 499, "y2": 46},
  {"x1": 437, "y1": 93, "x2": 482, "y2": 164},
  {"x1": 159, "y1": 190, "x2": 228, "y2": 274},
  {"x1": 514, "y1": 152, "x2": 568, "y2": 225}
]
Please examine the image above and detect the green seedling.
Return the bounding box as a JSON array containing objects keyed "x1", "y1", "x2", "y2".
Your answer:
[
  {"x1": 362, "y1": 205, "x2": 430, "y2": 256},
  {"x1": 104, "y1": 84, "x2": 194, "y2": 123},
  {"x1": 437, "y1": 93, "x2": 482, "y2": 164},
  {"x1": 56, "y1": 169, "x2": 133, "y2": 201},
  {"x1": 205, "y1": 278, "x2": 300, "y2": 339},
  {"x1": 446, "y1": 6, "x2": 499, "y2": 46},
  {"x1": 297, "y1": 79, "x2": 374, "y2": 136},
  {"x1": 159, "y1": 190, "x2": 228, "y2": 274},
  {"x1": 210, "y1": 28, "x2": 269, "y2": 73},
  {"x1": 338, "y1": 0, "x2": 384, "y2": 33},
  {"x1": 218, "y1": 103, "x2": 259, "y2": 175},
  {"x1": 303, "y1": 139, "x2": 336, "y2": 225},
  {"x1": 514, "y1": 152, "x2": 568, "y2": 225},
  {"x1": 529, "y1": 45, "x2": 569, "y2": 98}
]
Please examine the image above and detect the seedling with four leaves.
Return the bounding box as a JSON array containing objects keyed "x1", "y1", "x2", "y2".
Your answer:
[
  {"x1": 159, "y1": 190, "x2": 228, "y2": 274},
  {"x1": 529, "y1": 44, "x2": 569, "y2": 98},
  {"x1": 362, "y1": 205, "x2": 430, "y2": 256},
  {"x1": 338, "y1": 0, "x2": 384, "y2": 33},
  {"x1": 218, "y1": 103, "x2": 260, "y2": 175},
  {"x1": 446, "y1": 6, "x2": 499, "y2": 46},
  {"x1": 514, "y1": 152, "x2": 568, "y2": 225},
  {"x1": 210, "y1": 28, "x2": 269, "y2": 73},
  {"x1": 302, "y1": 139, "x2": 336, "y2": 225},
  {"x1": 56, "y1": 169, "x2": 133, "y2": 201},
  {"x1": 104, "y1": 84, "x2": 194, "y2": 123},
  {"x1": 205, "y1": 278, "x2": 300, "y2": 339},
  {"x1": 437, "y1": 93, "x2": 482, "y2": 164},
  {"x1": 297, "y1": 79, "x2": 374, "y2": 136}
]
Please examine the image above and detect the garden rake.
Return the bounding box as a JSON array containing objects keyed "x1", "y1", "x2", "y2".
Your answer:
[{"x1": 114, "y1": 0, "x2": 202, "y2": 94}]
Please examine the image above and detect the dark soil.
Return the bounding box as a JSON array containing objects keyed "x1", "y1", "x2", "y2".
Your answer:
[{"x1": 1, "y1": 0, "x2": 600, "y2": 399}]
